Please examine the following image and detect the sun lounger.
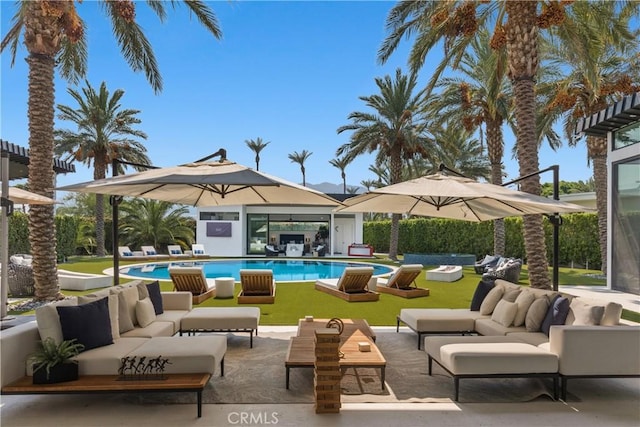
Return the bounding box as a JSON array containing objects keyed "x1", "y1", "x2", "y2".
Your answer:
[
  {"x1": 167, "y1": 245, "x2": 191, "y2": 259},
  {"x1": 168, "y1": 266, "x2": 216, "y2": 304},
  {"x1": 238, "y1": 269, "x2": 276, "y2": 304},
  {"x1": 191, "y1": 244, "x2": 210, "y2": 258},
  {"x1": 315, "y1": 266, "x2": 379, "y2": 302},
  {"x1": 141, "y1": 246, "x2": 170, "y2": 260},
  {"x1": 118, "y1": 246, "x2": 148, "y2": 261},
  {"x1": 377, "y1": 264, "x2": 430, "y2": 298}
]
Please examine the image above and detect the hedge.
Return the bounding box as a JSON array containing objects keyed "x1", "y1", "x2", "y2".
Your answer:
[{"x1": 363, "y1": 213, "x2": 603, "y2": 270}]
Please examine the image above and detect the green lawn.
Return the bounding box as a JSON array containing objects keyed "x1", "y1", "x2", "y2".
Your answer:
[{"x1": 15, "y1": 256, "x2": 631, "y2": 324}]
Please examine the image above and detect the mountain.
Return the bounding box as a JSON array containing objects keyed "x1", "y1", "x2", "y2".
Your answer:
[{"x1": 307, "y1": 182, "x2": 364, "y2": 194}]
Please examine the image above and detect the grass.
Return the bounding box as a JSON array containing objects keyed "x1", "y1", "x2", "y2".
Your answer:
[{"x1": 13, "y1": 256, "x2": 627, "y2": 324}]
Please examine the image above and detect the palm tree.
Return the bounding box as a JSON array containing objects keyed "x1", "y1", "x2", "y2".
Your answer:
[
  {"x1": 379, "y1": 0, "x2": 576, "y2": 288},
  {"x1": 426, "y1": 29, "x2": 511, "y2": 255},
  {"x1": 543, "y1": 0, "x2": 640, "y2": 275},
  {"x1": 337, "y1": 68, "x2": 431, "y2": 260},
  {"x1": 288, "y1": 150, "x2": 313, "y2": 187},
  {"x1": 119, "y1": 199, "x2": 195, "y2": 251},
  {"x1": 245, "y1": 137, "x2": 270, "y2": 171},
  {"x1": 54, "y1": 80, "x2": 150, "y2": 258},
  {"x1": 1, "y1": 0, "x2": 221, "y2": 301},
  {"x1": 329, "y1": 156, "x2": 352, "y2": 193}
]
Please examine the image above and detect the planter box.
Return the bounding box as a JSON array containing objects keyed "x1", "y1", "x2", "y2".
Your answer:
[{"x1": 33, "y1": 363, "x2": 79, "y2": 384}]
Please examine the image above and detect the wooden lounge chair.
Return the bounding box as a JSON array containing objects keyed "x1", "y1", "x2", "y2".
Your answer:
[
  {"x1": 238, "y1": 269, "x2": 276, "y2": 304},
  {"x1": 141, "y1": 245, "x2": 170, "y2": 260},
  {"x1": 167, "y1": 245, "x2": 191, "y2": 259},
  {"x1": 377, "y1": 264, "x2": 430, "y2": 298},
  {"x1": 315, "y1": 267, "x2": 379, "y2": 302},
  {"x1": 118, "y1": 246, "x2": 148, "y2": 261},
  {"x1": 168, "y1": 266, "x2": 216, "y2": 304}
]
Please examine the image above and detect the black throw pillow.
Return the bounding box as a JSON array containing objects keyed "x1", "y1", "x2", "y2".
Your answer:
[
  {"x1": 146, "y1": 280, "x2": 164, "y2": 315},
  {"x1": 470, "y1": 279, "x2": 496, "y2": 311},
  {"x1": 57, "y1": 297, "x2": 113, "y2": 352},
  {"x1": 540, "y1": 295, "x2": 570, "y2": 336}
]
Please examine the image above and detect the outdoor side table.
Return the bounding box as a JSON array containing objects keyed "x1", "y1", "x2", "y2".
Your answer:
[{"x1": 215, "y1": 277, "x2": 235, "y2": 299}]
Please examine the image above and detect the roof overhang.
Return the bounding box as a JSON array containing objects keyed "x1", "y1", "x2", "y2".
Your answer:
[
  {"x1": 1, "y1": 140, "x2": 76, "y2": 180},
  {"x1": 575, "y1": 92, "x2": 640, "y2": 137}
]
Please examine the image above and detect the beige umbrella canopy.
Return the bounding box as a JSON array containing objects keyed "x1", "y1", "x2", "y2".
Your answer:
[
  {"x1": 335, "y1": 173, "x2": 590, "y2": 220},
  {"x1": 57, "y1": 160, "x2": 341, "y2": 207},
  {"x1": 0, "y1": 187, "x2": 58, "y2": 205}
]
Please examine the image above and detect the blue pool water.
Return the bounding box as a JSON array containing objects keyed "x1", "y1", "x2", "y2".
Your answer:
[{"x1": 121, "y1": 259, "x2": 394, "y2": 282}]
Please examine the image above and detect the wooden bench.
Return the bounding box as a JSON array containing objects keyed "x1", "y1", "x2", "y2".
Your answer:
[{"x1": 1, "y1": 373, "x2": 211, "y2": 418}]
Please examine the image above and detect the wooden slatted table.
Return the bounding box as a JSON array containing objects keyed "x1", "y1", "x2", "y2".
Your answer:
[
  {"x1": 285, "y1": 328, "x2": 386, "y2": 389},
  {"x1": 1, "y1": 373, "x2": 211, "y2": 418}
]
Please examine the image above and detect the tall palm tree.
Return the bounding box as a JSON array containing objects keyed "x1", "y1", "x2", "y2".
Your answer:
[
  {"x1": 1, "y1": 0, "x2": 221, "y2": 301},
  {"x1": 337, "y1": 68, "x2": 431, "y2": 260},
  {"x1": 54, "y1": 80, "x2": 150, "y2": 258},
  {"x1": 379, "y1": 0, "x2": 574, "y2": 288},
  {"x1": 245, "y1": 137, "x2": 270, "y2": 171},
  {"x1": 426, "y1": 29, "x2": 511, "y2": 255},
  {"x1": 119, "y1": 199, "x2": 195, "y2": 251},
  {"x1": 543, "y1": 0, "x2": 640, "y2": 275},
  {"x1": 288, "y1": 150, "x2": 312, "y2": 187},
  {"x1": 329, "y1": 156, "x2": 352, "y2": 194}
]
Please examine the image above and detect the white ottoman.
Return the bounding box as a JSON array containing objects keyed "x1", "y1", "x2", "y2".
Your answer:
[
  {"x1": 127, "y1": 335, "x2": 227, "y2": 376},
  {"x1": 215, "y1": 277, "x2": 235, "y2": 299},
  {"x1": 180, "y1": 307, "x2": 261, "y2": 348},
  {"x1": 424, "y1": 336, "x2": 559, "y2": 401}
]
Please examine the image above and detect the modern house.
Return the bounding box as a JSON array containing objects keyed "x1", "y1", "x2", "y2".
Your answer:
[
  {"x1": 195, "y1": 194, "x2": 364, "y2": 257},
  {"x1": 575, "y1": 92, "x2": 640, "y2": 295}
]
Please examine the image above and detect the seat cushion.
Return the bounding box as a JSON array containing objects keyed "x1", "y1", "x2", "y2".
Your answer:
[
  {"x1": 399, "y1": 309, "x2": 483, "y2": 333},
  {"x1": 127, "y1": 336, "x2": 227, "y2": 375},
  {"x1": 73, "y1": 338, "x2": 149, "y2": 376},
  {"x1": 181, "y1": 307, "x2": 260, "y2": 331}
]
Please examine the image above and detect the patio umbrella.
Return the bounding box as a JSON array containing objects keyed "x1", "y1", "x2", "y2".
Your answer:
[
  {"x1": 0, "y1": 187, "x2": 58, "y2": 205},
  {"x1": 56, "y1": 159, "x2": 343, "y2": 285},
  {"x1": 57, "y1": 160, "x2": 341, "y2": 207},
  {"x1": 334, "y1": 173, "x2": 589, "y2": 220}
]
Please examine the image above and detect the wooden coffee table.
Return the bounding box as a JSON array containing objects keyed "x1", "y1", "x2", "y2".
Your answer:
[
  {"x1": 285, "y1": 320, "x2": 385, "y2": 390},
  {"x1": 296, "y1": 318, "x2": 376, "y2": 341}
]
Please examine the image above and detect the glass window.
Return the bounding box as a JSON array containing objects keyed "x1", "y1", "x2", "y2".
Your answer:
[
  {"x1": 247, "y1": 214, "x2": 268, "y2": 254},
  {"x1": 611, "y1": 156, "x2": 640, "y2": 294},
  {"x1": 614, "y1": 121, "x2": 640, "y2": 150},
  {"x1": 199, "y1": 211, "x2": 239, "y2": 221}
]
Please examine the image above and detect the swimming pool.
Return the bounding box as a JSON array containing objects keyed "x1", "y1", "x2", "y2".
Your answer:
[{"x1": 120, "y1": 259, "x2": 394, "y2": 282}]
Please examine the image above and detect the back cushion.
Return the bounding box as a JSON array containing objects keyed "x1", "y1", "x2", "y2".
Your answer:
[
  {"x1": 78, "y1": 294, "x2": 120, "y2": 340},
  {"x1": 569, "y1": 298, "x2": 606, "y2": 326},
  {"x1": 513, "y1": 289, "x2": 536, "y2": 327},
  {"x1": 110, "y1": 285, "x2": 139, "y2": 332},
  {"x1": 525, "y1": 296, "x2": 550, "y2": 332},
  {"x1": 479, "y1": 285, "x2": 504, "y2": 315},
  {"x1": 491, "y1": 300, "x2": 518, "y2": 327},
  {"x1": 35, "y1": 298, "x2": 78, "y2": 345},
  {"x1": 541, "y1": 296, "x2": 570, "y2": 335},
  {"x1": 57, "y1": 297, "x2": 113, "y2": 352},
  {"x1": 469, "y1": 279, "x2": 495, "y2": 311}
]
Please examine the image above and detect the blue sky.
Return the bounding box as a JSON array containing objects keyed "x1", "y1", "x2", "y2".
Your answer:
[{"x1": 1, "y1": 1, "x2": 594, "y2": 193}]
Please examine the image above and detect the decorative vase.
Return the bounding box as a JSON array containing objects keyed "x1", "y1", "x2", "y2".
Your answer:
[{"x1": 33, "y1": 362, "x2": 79, "y2": 384}]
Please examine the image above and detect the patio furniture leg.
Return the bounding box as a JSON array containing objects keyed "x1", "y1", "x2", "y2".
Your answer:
[
  {"x1": 381, "y1": 366, "x2": 385, "y2": 390},
  {"x1": 221, "y1": 357, "x2": 225, "y2": 377},
  {"x1": 454, "y1": 377, "x2": 460, "y2": 401},
  {"x1": 286, "y1": 367, "x2": 290, "y2": 389},
  {"x1": 553, "y1": 376, "x2": 559, "y2": 400},
  {"x1": 428, "y1": 355, "x2": 433, "y2": 375},
  {"x1": 197, "y1": 390, "x2": 203, "y2": 418},
  {"x1": 561, "y1": 377, "x2": 568, "y2": 401}
]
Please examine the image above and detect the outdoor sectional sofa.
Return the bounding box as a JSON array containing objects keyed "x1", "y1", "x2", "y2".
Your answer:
[
  {"x1": 0, "y1": 280, "x2": 261, "y2": 390},
  {"x1": 397, "y1": 279, "x2": 640, "y2": 401}
]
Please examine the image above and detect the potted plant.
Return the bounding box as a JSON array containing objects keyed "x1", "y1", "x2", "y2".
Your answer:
[{"x1": 29, "y1": 338, "x2": 84, "y2": 384}]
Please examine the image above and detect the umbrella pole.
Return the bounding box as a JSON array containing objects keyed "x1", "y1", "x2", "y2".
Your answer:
[
  {"x1": 111, "y1": 159, "x2": 120, "y2": 287},
  {"x1": 1, "y1": 153, "x2": 12, "y2": 319},
  {"x1": 504, "y1": 165, "x2": 560, "y2": 291}
]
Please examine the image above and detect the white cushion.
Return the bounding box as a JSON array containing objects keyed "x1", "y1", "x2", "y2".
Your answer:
[
  {"x1": 479, "y1": 285, "x2": 504, "y2": 315},
  {"x1": 491, "y1": 299, "x2": 518, "y2": 327},
  {"x1": 513, "y1": 289, "x2": 536, "y2": 327},
  {"x1": 570, "y1": 298, "x2": 605, "y2": 325},
  {"x1": 110, "y1": 285, "x2": 139, "y2": 332},
  {"x1": 35, "y1": 298, "x2": 78, "y2": 345},
  {"x1": 136, "y1": 298, "x2": 157, "y2": 328}
]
